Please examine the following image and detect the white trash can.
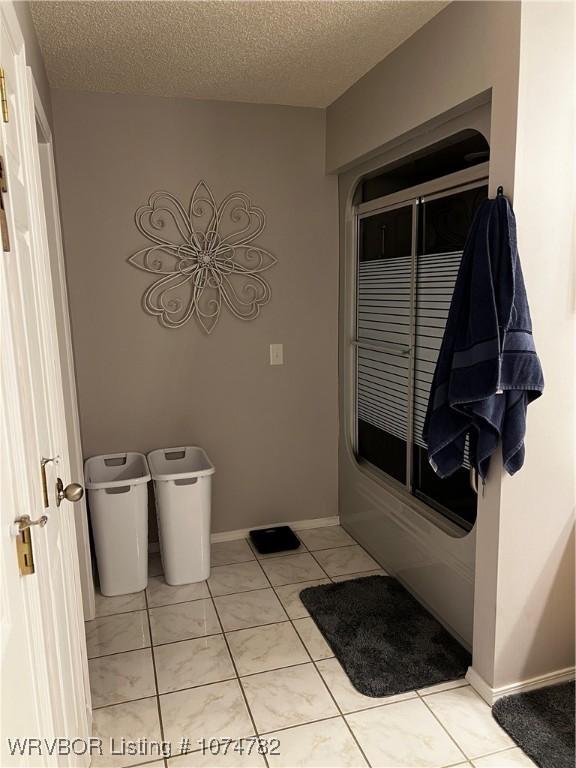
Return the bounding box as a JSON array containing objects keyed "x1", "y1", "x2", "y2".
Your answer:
[
  {"x1": 84, "y1": 452, "x2": 150, "y2": 597},
  {"x1": 147, "y1": 446, "x2": 215, "y2": 585}
]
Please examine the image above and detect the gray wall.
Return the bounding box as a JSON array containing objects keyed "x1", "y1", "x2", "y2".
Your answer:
[
  {"x1": 328, "y1": 0, "x2": 522, "y2": 655},
  {"x1": 327, "y1": 0, "x2": 575, "y2": 692},
  {"x1": 487, "y1": 0, "x2": 575, "y2": 691},
  {"x1": 326, "y1": 1, "x2": 520, "y2": 175},
  {"x1": 52, "y1": 90, "x2": 339, "y2": 535}
]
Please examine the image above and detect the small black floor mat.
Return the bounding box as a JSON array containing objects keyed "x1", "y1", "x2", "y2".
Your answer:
[
  {"x1": 492, "y1": 682, "x2": 575, "y2": 768},
  {"x1": 300, "y1": 575, "x2": 470, "y2": 697}
]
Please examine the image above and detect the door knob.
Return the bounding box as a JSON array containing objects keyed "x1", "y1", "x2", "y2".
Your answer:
[{"x1": 56, "y1": 478, "x2": 84, "y2": 507}]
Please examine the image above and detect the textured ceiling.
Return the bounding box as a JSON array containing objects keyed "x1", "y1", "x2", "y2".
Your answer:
[{"x1": 30, "y1": 1, "x2": 447, "y2": 108}]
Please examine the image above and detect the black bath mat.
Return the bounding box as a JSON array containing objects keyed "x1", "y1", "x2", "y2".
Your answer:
[
  {"x1": 300, "y1": 575, "x2": 471, "y2": 697},
  {"x1": 492, "y1": 682, "x2": 575, "y2": 768}
]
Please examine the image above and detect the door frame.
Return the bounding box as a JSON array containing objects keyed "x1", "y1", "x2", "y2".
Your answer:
[
  {"x1": 1, "y1": 1, "x2": 91, "y2": 759},
  {"x1": 32, "y1": 79, "x2": 95, "y2": 621}
]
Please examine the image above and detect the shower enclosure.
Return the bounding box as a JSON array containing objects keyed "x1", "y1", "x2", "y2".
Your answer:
[{"x1": 338, "y1": 106, "x2": 491, "y2": 646}]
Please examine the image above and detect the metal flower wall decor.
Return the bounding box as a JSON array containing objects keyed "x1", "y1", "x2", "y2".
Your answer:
[{"x1": 128, "y1": 181, "x2": 276, "y2": 334}]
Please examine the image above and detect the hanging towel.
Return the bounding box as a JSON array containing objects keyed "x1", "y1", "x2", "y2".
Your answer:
[{"x1": 423, "y1": 194, "x2": 543, "y2": 481}]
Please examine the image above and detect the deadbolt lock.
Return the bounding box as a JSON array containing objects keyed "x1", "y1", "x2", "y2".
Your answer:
[
  {"x1": 56, "y1": 478, "x2": 84, "y2": 507},
  {"x1": 40, "y1": 455, "x2": 60, "y2": 507}
]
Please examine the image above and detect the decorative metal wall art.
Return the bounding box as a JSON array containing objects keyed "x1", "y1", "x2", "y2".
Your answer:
[{"x1": 128, "y1": 181, "x2": 276, "y2": 334}]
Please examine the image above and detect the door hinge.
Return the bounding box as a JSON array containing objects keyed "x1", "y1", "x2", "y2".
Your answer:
[
  {"x1": 16, "y1": 527, "x2": 35, "y2": 575},
  {"x1": 0, "y1": 68, "x2": 8, "y2": 123}
]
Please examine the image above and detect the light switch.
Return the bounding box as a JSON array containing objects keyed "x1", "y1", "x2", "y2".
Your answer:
[{"x1": 269, "y1": 343, "x2": 284, "y2": 366}]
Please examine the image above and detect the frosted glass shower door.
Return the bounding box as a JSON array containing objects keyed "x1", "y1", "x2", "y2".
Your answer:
[{"x1": 355, "y1": 201, "x2": 416, "y2": 485}]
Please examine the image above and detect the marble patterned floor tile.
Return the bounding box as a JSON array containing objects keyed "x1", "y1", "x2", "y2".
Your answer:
[
  {"x1": 297, "y1": 526, "x2": 355, "y2": 552},
  {"x1": 313, "y1": 546, "x2": 380, "y2": 577},
  {"x1": 149, "y1": 599, "x2": 220, "y2": 645},
  {"x1": 417, "y1": 679, "x2": 470, "y2": 696},
  {"x1": 149, "y1": 553, "x2": 163, "y2": 577},
  {"x1": 331, "y1": 569, "x2": 387, "y2": 582},
  {"x1": 227, "y1": 621, "x2": 308, "y2": 676},
  {"x1": 146, "y1": 576, "x2": 210, "y2": 608},
  {"x1": 168, "y1": 744, "x2": 265, "y2": 766},
  {"x1": 346, "y1": 697, "x2": 466, "y2": 767},
  {"x1": 214, "y1": 588, "x2": 287, "y2": 632},
  {"x1": 472, "y1": 747, "x2": 537, "y2": 766},
  {"x1": 86, "y1": 611, "x2": 150, "y2": 659},
  {"x1": 95, "y1": 590, "x2": 147, "y2": 618},
  {"x1": 274, "y1": 579, "x2": 331, "y2": 619},
  {"x1": 91, "y1": 697, "x2": 162, "y2": 767},
  {"x1": 211, "y1": 539, "x2": 256, "y2": 567},
  {"x1": 259, "y1": 554, "x2": 326, "y2": 587},
  {"x1": 89, "y1": 648, "x2": 156, "y2": 708},
  {"x1": 241, "y1": 662, "x2": 338, "y2": 733},
  {"x1": 292, "y1": 618, "x2": 334, "y2": 661},
  {"x1": 425, "y1": 686, "x2": 515, "y2": 759},
  {"x1": 208, "y1": 562, "x2": 269, "y2": 597},
  {"x1": 265, "y1": 717, "x2": 368, "y2": 767},
  {"x1": 161, "y1": 680, "x2": 254, "y2": 754},
  {"x1": 316, "y1": 657, "x2": 417, "y2": 714},
  {"x1": 154, "y1": 634, "x2": 235, "y2": 694}
]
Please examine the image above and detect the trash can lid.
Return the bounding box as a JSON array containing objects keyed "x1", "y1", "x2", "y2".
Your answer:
[
  {"x1": 147, "y1": 446, "x2": 215, "y2": 481},
  {"x1": 84, "y1": 452, "x2": 151, "y2": 489}
]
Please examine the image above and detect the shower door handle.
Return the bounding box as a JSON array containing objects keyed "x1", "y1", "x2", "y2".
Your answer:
[{"x1": 469, "y1": 467, "x2": 478, "y2": 495}]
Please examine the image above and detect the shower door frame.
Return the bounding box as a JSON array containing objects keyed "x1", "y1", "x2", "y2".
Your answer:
[
  {"x1": 353, "y1": 197, "x2": 418, "y2": 491},
  {"x1": 349, "y1": 165, "x2": 489, "y2": 530},
  {"x1": 352, "y1": 173, "x2": 489, "y2": 528}
]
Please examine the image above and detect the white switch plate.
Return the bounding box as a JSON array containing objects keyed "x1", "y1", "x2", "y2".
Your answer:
[{"x1": 269, "y1": 343, "x2": 284, "y2": 365}]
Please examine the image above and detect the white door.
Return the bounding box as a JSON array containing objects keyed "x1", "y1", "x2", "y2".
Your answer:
[{"x1": 0, "y1": 4, "x2": 91, "y2": 766}]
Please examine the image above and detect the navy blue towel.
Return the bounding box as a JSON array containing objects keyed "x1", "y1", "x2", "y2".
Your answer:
[{"x1": 423, "y1": 195, "x2": 543, "y2": 481}]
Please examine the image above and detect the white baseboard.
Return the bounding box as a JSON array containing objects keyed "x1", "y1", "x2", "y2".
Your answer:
[
  {"x1": 210, "y1": 516, "x2": 340, "y2": 543},
  {"x1": 466, "y1": 664, "x2": 575, "y2": 706},
  {"x1": 148, "y1": 515, "x2": 340, "y2": 551}
]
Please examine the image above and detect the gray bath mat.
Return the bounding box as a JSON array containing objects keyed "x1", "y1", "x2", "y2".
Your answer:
[
  {"x1": 492, "y1": 682, "x2": 575, "y2": 768},
  {"x1": 299, "y1": 575, "x2": 470, "y2": 697}
]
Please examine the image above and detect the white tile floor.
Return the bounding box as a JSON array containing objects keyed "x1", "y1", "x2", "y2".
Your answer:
[{"x1": 87, "y1": 526, "x2": 534, "y2": 768}]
